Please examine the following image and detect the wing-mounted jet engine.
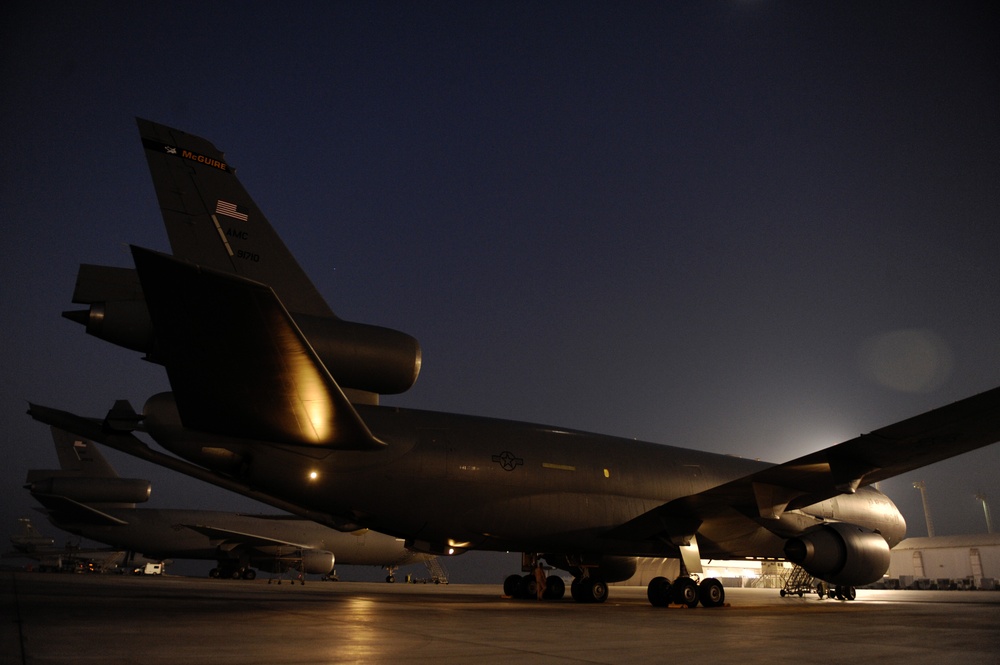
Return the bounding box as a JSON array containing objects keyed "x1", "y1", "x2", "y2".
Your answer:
[{"x1": 784, "y1": 522, "x2": 891, "y2": 596}]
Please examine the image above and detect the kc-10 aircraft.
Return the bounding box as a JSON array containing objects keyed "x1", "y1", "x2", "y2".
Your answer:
[
  {"x1": 30, "y1": 119, "x2": 1000, "y2": 606},
  {"x1": 5, "y1": 517, "x2": 131, "y2": 573},
  {"x1": 25, "y1": 426, "x2": 432, "y2": 581}
]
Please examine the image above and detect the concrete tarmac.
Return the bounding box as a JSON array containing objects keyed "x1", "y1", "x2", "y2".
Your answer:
[{"x1": 4, "y1": 572, "x2": 999, "y2": 664}]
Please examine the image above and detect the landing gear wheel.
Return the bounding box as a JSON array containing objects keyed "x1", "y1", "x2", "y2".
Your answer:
[
  {"x1": 844, "y1": 585, "x2": 856, "y2": 601},
  {"x1": 698, "y1": 578, "x2": 725, "y2": 607},
  {"x1": 516, "y1": 574, "x2": 537, "y2": 600},
  {"x1": 543, "y1": 575, "x2": 565, "y2": 600},
  {"x1": 647, "y1": 576, "x2": 671, "y2": 607},
  {"x1": 671, "y1": 577, "x2": 699, "y2": 608},
  {"x1": 571, "y1": 577, "x2": 608, "y2": 603},
  {"x1": 586, "y1": 578, "x2": 609, "y2": 603},
  {"x1": 386, "y1": 574, "x2": 395, "y2": 583},
  {"x1": 209, "y1": 568, "x2": 220, "y2": 579},
  {"x1": 503, "y1": 574, "x2": 522, "y2": 597},
  {"x1": 242, "y1": 569, "x2": 256, "y2": 580}
]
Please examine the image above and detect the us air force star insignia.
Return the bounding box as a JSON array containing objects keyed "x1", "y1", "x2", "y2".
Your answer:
[{"x1": 492, "y1": 451, "x2": 523, "y2": 471}]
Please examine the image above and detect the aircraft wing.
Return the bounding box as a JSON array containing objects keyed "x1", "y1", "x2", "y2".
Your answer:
[
  {"x1": 130, "y1": 246, "x2": 382, "y2": 450},
  {"x1": 181, "y1": 524, "x2": 313, "y2": 550},
  {"x1": 607, "y1": 385, "x2": 1000, "y2": 543}
]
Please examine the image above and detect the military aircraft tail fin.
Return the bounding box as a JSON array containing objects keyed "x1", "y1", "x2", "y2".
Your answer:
[
  {"x1": 135, "y1": 118, "x2": 334, "y2": 318},
  {"x1": 24, "y1": 426, "x2": 151, "y2": 511},
  {"x1": 9, "y1": 517, "x2": 55, "y2": 552},
  {"x1": 49, "y1": 425, "x2": 120, "y2": 478}
]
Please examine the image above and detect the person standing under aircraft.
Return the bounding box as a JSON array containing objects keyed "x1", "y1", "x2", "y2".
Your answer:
[{"x1": 534, "y1": 561, "x2": 547, "y2": 601}]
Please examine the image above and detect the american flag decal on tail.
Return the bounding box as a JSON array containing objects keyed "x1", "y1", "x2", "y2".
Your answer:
[{"x1": 215, "y1": 199, "x2": 249, "y2": 221}]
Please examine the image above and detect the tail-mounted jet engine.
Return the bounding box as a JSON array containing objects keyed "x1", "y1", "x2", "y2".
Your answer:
[
  {"x1": 783, "y1": 522, "x2": 890, "y2": 586},
  {"x1": 25, "y1": 475, "x2": 152, "y2": 504},
  {"x1": 63, "y1": 265, "x2": 421, "y2": 396}
]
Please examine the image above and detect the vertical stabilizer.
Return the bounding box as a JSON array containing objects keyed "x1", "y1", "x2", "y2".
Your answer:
[
  {"x1": 51, "y1": 426, "x2": 119, "y2": 478},
  {"x1": 136, "y1": 118, "x2": 334, "y2": 318}
]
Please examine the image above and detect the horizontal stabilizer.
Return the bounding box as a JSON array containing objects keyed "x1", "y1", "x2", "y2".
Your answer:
[
  {"x1": 31, "y1": 494, "x2": 129, "y2": 527},
  {"x1": 27, "y1": 403, "x2": 366, "y2": 532},
  {"x1": 130, "y1": 246, "x2": 383, "y2": 450}
]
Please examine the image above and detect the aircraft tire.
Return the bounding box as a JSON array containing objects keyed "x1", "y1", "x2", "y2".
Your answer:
[
  {"x1": 242, "y1": 569, "x2": 256, "y2": 580},
  {"x1": 671, "y1": 577, "x2": 699, "y2": 608},
  {"x1": 543, "y1": 575, "x2": 565, "y2": 600},
  {"x1": 209, "y1": 568, "x2": 220, "y2": 578},
  {"x1": 698, "y1": 578, "x2": 725, "y2": 607},
  {"x1": 588, "y1": 579, "x2": 609, "y2": 603},
  {"x1": 844, "y1": 586, "x2": 856, "y2": 601},
  {"x1": 517, "y1": 574, "x2": 537, "y2": 599},
  {"x1": 647, "y1": 576, "x2": 671, "y2": 607},
  {"x1": 503, "y1": 574, "x2": 522, "y2": 597},
  {"x1": 572, "y1": 577, "x2": 608, "y2": 603}
]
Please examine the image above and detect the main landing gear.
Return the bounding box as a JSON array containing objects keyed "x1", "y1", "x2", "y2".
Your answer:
[
  {"x1": 209, "y1": 565, "x2": 256, "y2": 580},
  {"x1": 830, "y1": 584, "x2": 857, "y2": 601},
  {"x1": 646, "y1": 576, "x2": 726, "y2": 608},
  {"x1": 503, "y1": 572, "x2": 567, "y2": 600}
]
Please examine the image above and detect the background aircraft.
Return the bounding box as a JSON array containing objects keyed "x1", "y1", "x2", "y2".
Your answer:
[
  {"x1": 25, "y1": 426, "x2": 436, "y2": 581},
  {"x1": 4, "y1": 517, "x2": 131, "y2": 573},
  {"x1": 31, "y1": 120, "x2": 1000, "y2": 606}
]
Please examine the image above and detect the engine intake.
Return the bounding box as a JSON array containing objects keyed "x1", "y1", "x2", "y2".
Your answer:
[{"x1": 784, "y1": 522, "x2": 890, "y2": 586}]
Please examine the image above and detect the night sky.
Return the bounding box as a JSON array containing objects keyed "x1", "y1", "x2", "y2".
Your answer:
[{"x1": 2, "y1": 2, "x2": 998, "y2": 581}]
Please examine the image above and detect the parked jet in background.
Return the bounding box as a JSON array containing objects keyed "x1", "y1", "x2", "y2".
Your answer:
[
  {"x1": 33, "y1": 119, "x2": 1000, "y2": 606},
  {"x1": 26, "y1": 426, "x2": 433, "y2": 581},
  {"x1": 4, "y1": 517, "x2": 129, "y2": 573}
]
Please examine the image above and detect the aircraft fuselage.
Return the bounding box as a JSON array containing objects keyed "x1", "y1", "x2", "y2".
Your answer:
[{"x1": 141, "y1": 392, "x2": 906, "y2": 560}]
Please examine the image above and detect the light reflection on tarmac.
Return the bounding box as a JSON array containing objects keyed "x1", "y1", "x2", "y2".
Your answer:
[{"x1": 4, "y1": 573, "x2": 999, "y2": 664}]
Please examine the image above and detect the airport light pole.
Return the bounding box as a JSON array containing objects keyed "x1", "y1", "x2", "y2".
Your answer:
[
  {"x1": 912, "y1": 481, "x2": 935, "y2": 538},
  {"x1": 975, "y1": 493, "x2": 994, "y2": 534}
]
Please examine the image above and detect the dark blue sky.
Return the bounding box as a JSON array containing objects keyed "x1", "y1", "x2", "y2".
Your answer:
[{"x1": 2, "y1": 2, "x2": 998, "y2": 579}]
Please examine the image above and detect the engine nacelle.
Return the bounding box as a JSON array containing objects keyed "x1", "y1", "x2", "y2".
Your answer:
[
  {"x1": 784, "y1": 522, "x2": 890, "y2": 586},
  {"x1": 300, "y1": 551, "x2": 336, "y2": 575},
  {"x1": 295, "y1": 314, "x2": 421, "y2": 395},
  {"x1": 28, "y1": 477, "x2": 152, "y2": 504},
  {"x1": 65, "y1": 266, "x2": 421, "y2": 395}
]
